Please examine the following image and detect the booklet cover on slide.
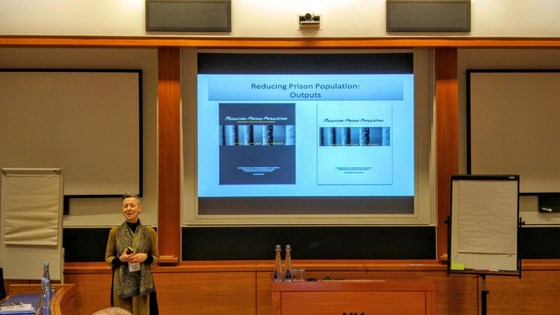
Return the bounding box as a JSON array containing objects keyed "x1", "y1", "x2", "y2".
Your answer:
[
  {"x1": 317, "y1": 102, "x2": 393, "y2": 185},
  {"x1": 219, "y1": 103, "x2": 295, "y2": 185}
]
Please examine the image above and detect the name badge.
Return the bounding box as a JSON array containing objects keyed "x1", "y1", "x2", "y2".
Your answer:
[{"x1": 128, "y1": 262, "x2": 141, "y2": 272}]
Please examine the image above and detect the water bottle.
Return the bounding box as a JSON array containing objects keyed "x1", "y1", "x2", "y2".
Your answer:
[
  {"x1": 38, "y1": 261, "x2": 52, "y2": 315},
  {"x1": 273, "y1": 245, "x2": 283, "y2": 282},
  {"x1": 284, "y1": 245, "x2": 293, "y2": 282}
]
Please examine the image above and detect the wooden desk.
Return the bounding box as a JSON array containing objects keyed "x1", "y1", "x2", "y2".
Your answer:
[
  {"x1": 271, "y1": 280, "x2": 435, "y2": 315},
  {"x1": 7, "y1": 284, "x2": 76, "y2": 315}
]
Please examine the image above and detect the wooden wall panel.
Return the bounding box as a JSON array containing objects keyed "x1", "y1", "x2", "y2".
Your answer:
[
  {"x1": 63, "y1": 272, "x2": 112, "y2": 314},
  {"x1": 435, "y1": 48, "x2": 459, "y2": 260},
  {"x1": 154, "y1": 272, "x2": 256, "y2": 314},
  {"x1": 257, "y1": 272, "x2": 274, "y2": 315},
  {"x1": 483, "y1": 271, "x2": 559, "y2": 314},
  {"x1": 157, "y1": 47, "x2": 181, "y2": 264}
]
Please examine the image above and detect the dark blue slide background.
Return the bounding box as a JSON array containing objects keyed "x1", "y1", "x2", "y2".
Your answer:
[{"x1": 219, "y1": 146, "x2": 296, "y2": 184}]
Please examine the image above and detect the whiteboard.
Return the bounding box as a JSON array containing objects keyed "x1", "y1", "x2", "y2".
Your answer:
[
  {"x1": 449, "y1": 175, "x2": 520, "y2": 275},
  {"x1": 0, "y1": 168, "x2": 64, "y2": 281},
  {"x1": 468, "y1": 70, "x2": 560, "y2": 194}
]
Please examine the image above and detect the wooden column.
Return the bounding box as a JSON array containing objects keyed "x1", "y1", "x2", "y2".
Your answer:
[
  {"x1": 157, "y1": 47, "x2": 181, "y2": 264},
  {"x1": 435, "y1": 48, "x2": 459, "y2": 261}
]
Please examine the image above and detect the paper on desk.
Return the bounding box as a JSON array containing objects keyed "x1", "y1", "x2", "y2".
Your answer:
[{"x1": 0, "y1": 302, "x2": 36, "y2": 314}]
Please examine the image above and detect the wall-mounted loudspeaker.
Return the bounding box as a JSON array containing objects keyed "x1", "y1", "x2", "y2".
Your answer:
[
  {"x1": 386, "y1": 0, "x2": 470, "y2": 32},
  {"x1": 146, "y1": 0, "x2": 231, "y2": 32}
]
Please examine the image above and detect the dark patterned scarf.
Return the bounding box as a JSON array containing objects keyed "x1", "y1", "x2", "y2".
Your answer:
[{"x1": 115, "y1": 221, "x2": 155, "y2": 299}]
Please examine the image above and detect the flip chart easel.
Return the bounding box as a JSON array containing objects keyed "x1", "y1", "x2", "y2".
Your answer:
[
  {"x1": 0, "y1": 168, "x2": 64, "y2": 281},
  {"x1": 448, "y1": 175, "x2": 523, "y2": 315}
]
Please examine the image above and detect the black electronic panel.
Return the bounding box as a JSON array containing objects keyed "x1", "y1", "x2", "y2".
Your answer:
[{"x1": 182, "y1": 226, "x2": 436, "y2": 260}]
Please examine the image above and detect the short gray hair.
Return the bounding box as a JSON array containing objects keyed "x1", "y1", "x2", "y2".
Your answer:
[{"x1": 121, "y1": 193, "x2": 141, "y2": 205}]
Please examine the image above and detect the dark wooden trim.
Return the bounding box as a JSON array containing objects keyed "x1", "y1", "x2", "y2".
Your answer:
[
  {"x1": 435, "y1": 48, "x2": 459, "y2": 261},
  {"x1": 157, "y1": 47, "x2": 181, "y2": 264},
  {"x1": 2, "y1": 37, "x2": 560, "y2": 48}
]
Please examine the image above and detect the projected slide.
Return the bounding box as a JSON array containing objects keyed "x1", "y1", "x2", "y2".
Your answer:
[{"x1": 198, "y1": 73, "x2": 414, "y2": 198}]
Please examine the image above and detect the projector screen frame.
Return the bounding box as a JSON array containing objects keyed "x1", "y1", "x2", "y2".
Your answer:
[
  {"x1": 182, "y1": 48, "x2": 434, "y2": 226},
  {"x1": 467, "y1": 69, "x2": 560, "y2": 195},
  {"x1": 0, "y1": 69, "x2": 143, "y2": 214}
]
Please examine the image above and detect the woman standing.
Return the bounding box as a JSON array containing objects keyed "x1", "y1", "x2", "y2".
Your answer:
[{"x1": 105, "y1": 193, "x2": 159, "y2": 315}]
